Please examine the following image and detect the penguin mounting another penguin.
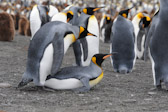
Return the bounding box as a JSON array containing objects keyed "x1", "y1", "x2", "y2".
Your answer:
[
  {"x1": 100, "y1": 14, "x2": 113, "y2": 43},
  {"x1": 44, "y1": 53, "x2": 113, "y2": 92},
  {"x1": 144, "y1": 0, "x2": 168, "y2": 90},
  {"x1": 110, "y1": 7, "x2": 136, "y2": 74},
  {"x1": 71, "y1": 7, "x2": 102, "y2": 66},
  {"x1": 17, "y1": 21, "x2": 96, "y2": 88},
  {"x1": 132, "y1": 12, "x2": 151, "y2": 60},
  {"x1": 29, "y1": 4, "x2": 58, "y2": 38}
]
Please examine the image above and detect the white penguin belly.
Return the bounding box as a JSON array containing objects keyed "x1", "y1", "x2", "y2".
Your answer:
[
  {"x1": 44, "y1": 78, "x2": 83, "y2": 90},
  {"x1": 81, "y1": 16, "x2": 99, "y2": 66},
  {"x1": 64, "y1": 34, "x2": 76, "y2": 54},
  {"x1": 30, "y1": 6, "x2": 41, "y2": 39},
  {"x1": 39, "y1": 44, "x2": 54, "y2": 86},
  {"x1": 137, "y1": 35, "x2": 145, "y2": 59},
  {"x1": 51, "y1": 13, "x2": 67, "y2": 23},
  {"x1": 149, "y1": 49, "x2": 156, "y2": 86}
]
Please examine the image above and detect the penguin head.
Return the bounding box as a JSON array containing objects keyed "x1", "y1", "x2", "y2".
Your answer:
[
  {"x1": 82, "y1": 7, "x2": 102, "y2": 15},
  {"x1": 78, "y1": 26, "x2": 97, "y2": 39},
  {"x1": 136, "y1": 12, "x2": 144, "y2": 19},
  {"x1": 66, "y1": 11, "x2": 74, "y2": 22},
  {"x1": 104, "y1": 15, "x2": 112, "y2": 24},
  {"x1": 91, "y1": 54, "x2": 113, "y2": 67},
  {"x1": 139, "y1": 16, "x2": 151, "y2": 29},
  {"x1": 119, "y1": 7, "x2": 133, "y2": 18}
]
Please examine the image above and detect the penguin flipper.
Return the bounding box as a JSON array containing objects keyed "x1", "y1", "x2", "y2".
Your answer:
[
  {"x1": 74, "y1": 77, "x2": 90, "y2": 92},
  {"x1": 51, "y1": 33, "x2": 64, "y2": 75},
  {"x1": 80, "y1": 38, "x2": 88, "y2": 61},
  {"x1": 73, "y1": 40, "x2": 82, "y2": 66}
]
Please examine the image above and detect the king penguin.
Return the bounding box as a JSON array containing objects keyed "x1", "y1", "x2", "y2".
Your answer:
[
  {"x1": 100, "y1": 14, "x2": 113, "y2": 43},
  {"x1": 132, "y1": 12, "x2": 151, "y2": 59},
  {"x1": 110, "y1": 8, "x2": 136, "y2": 74},
  {"x1": 72, "y1": 7, "x2": 102, "y2": 66},
  {"x1": 30, "y1": 5, "x2": 58, "y2": 38},
  {"x1": 44, "y1": 53, "x2": 112, "y2": 91},
  {"x1": 144, "y1": 0, "x2": 168, "y2": 90},
  {"x1": 18, "y1": 21, "x2": 96, "y2": 88}
]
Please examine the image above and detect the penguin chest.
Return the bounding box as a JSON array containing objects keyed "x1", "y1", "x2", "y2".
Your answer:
[
  {"x1": 51, "y1": 13, "x2": 67, "y2": 23},
  {"x1": 64, "y1": 34, "x2": 76, "y2": 54},
  {"x1": 89, "y1": 72, "x2": 104, "y2": 87},
  {"x1": 39, "y1": 44, "x2": 54, "y2": 85}
]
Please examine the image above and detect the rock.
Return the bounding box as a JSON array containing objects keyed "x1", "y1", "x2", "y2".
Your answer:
[{"x1": 0, "y1": 83, "x2": 11, "y2": 88}]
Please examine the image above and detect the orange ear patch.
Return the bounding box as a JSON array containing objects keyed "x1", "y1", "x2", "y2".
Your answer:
[{"x1": 122, "y1": 13, "x2": 127, "y2": 18}]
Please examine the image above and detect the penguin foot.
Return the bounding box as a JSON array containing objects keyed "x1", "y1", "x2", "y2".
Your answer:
[
  {"x1": 73, "y1": 87, "x2": 90, "y2": 93},
  {"x1": 17, "y1": 79, "x2": 33, "y2": 89},
  {"x1": 150, "y1": 85, "x2": 162, "y2": 91}
]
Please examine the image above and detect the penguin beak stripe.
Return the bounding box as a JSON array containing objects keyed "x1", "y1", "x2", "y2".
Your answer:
[
  {"x1": 67, "y1": 18, "x2": 70, "y2": 22},
  {"x1": 103, "y1": 54, "x2": 112, "y2": 59},
  {"x1": 87, "y1": 33, "x2": 97, "y2": 37},
  {"x1": 93, "y1": 8, "x2": 101, "y2": 12}
]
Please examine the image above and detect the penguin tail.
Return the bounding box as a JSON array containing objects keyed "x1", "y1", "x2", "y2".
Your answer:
[{"x1": 17, "y1": 78, "x2": 33, "y2": 88}]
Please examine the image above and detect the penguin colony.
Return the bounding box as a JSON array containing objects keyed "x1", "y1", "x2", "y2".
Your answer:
[{"x1": 1, "y1": 0, "x2": 168, "y2": 91}]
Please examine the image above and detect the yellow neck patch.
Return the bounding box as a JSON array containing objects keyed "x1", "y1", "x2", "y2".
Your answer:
[
  {"x1": 79, "y1": 26, "x2": 84, "y2": 36},
  {"x1": 137, "y1": 13, "x2": 144, "y2": 19},
  {"x1": 67, "y1": 11, "x2": 73, "y2": 15},
  {"x1": 122, "y1": 13, "x2": 127, "y2": 18},
  {"x1": 92, "y1": 57, "x2": 97, "y2": 65},
  {"x1": 83, "y1": 8, "x2": 87, "y2": 14},
  {"x1": 89, "y1": 72, "x2": 104, "y2": 87},
  {"x1": 146, "y1": 16, "x2": 151, "y2": 21},
  {"x1": 64, "y1": 34, "x2": 76, "y2": 43}
]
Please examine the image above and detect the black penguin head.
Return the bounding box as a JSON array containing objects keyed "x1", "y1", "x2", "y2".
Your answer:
[
  {"x1": 119, "y1": 7, "x2": 133, "y2": 18},
  {"x1": 91, "y1": 54, "x2": 113, "y2": 67},
  {"x1": 139, "y1": 16, "x2": 151, "y2": 29},
  {"x1": 82, "y1": 7, "x2": 102, "y2": 15},
  {"x1": 105, "y1": 15, "x2": 112, "y2": 24},
  {"x1": 66, "y1": 11, "x2": 74, "y2": 22},
  {"x1": 78, "y1": 26, "x2": 97, "y2": 39}
]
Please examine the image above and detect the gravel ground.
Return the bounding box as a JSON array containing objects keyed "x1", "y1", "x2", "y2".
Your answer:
[{"x1": 0, "y1": 33, "x2": 168, "y2": 112}]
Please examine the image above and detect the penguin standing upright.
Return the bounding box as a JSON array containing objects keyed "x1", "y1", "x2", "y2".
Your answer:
[
  {"x1": 110, "y1": 8, "x2": 136, "y2": 74},
  {"x1": 45, "y1": 54, "x2": 112, "y2": 91},
  {"x1": 145, "y1": 0, "x2": 168, "y2": 90},
  {"x1": 132, "y1": 12, "x2": 151, "y2": 59},
  {"x1": 100, "y1": 14, "x2": 113, "y2": 43},
  {"x1": 72, "y1": 7, "x2": 101, "y2": 66},
  {"x1": 18, "y1": 21, "x2": 96, "y2": 88},
  {"x1": 30, "y1": 5, "x2": 50, "y2": 38}
]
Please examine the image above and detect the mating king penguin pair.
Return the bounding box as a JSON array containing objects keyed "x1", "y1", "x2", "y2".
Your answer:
[
  {"x1": 18, "y1": 21, "x2": 96, "y2": 88},
  {"x1": 70, "y1": 7, "x2": 101, "y2": 66},
  {"x1": 132, "y1": 12, "x2": 151, "y2": 59},
  {"x1": 100, "y1": 14, "x2": 113, "y2": 43},
  {"x1": 45, "y1": 54, "x2": 113, "y2": 91},
  {"x1": 145, "y1": 0, "x2": 168, "y2": 90},
  {"x1": 110, "y1": 7, "x2": 136, "y2": 74},
  {"x1": 30, "y1": 5, "x2": 58, "y2": 38}
]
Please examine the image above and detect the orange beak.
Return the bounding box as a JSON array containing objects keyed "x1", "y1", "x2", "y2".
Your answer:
[{"x1": 103, "y1": 54, "x2": 112, "y2": 59}]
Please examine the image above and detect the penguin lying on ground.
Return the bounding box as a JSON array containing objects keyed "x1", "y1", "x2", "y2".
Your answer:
[
  {"x1": 45, "y1": 54, "x2": 112, "y2": 92},
  {"x1": 72, "y1": 7, "x2": 101, "y2": 66},
  {"x1": 100, "y1": 14, "x2": 113, "y2": 43},
  {"x1": 18, "y1": 21, "x2": 96, "y2": 88},
  {"x1": 0, "y1": 12, "x2": 15, "y2": 41},
  {"x1": 144, "y1": 0, "x2": 168, "y2": 90},
  {"x1": 110, "y1": 7, "x2": 136, "y2": 74}
]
